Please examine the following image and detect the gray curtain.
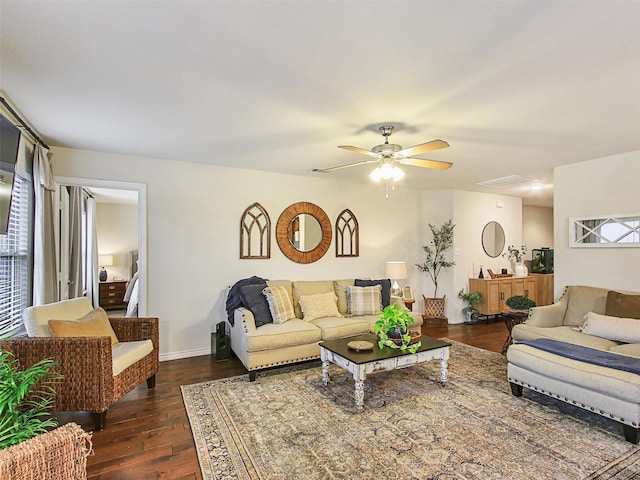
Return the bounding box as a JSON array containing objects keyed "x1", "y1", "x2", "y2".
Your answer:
[
  {"x1": 32, "y1": 145, "x2": 58, "y2": 305},
  {"x1": 67, "y1": 186, "x2": 84, "y2": 298}
]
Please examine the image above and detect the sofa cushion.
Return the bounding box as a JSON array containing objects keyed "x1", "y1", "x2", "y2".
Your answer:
[
  {"x1": 582, "y1": 311, "x2": 640, "y2": 344},
  {"x1": 239, "y1": 284, "x2": 273, "y2": 327},
  {"x1": 512, "y1": 324, "x2": 619, "y2": 350},
  {"x1": 310, "y1": 316, "x2": 370, "y2": 340},
  {"x1": 112, "y1": 339, "x2": 153, "y2": 376},
  {"x1": 610, "y1": 343, "x2": 640, "y2": 359},
  {"x1": 563, "y1": 285, "x2": 609, "y2": 327},
  {"x1": 606, "y1": 291, "x2": 640, "y2": 319},
  {"x1": 347, "y1": 285, "x2": 382, "y2": 316},
  {"x1": 333, "y1": 279, "x2": 355, "y2": 315},
  {"x1": 262, "y1": 286, "x2": 296, "y2": 324},
  {"x1": 298, "y1": 292, "x2": 342, "y2": 321},
  {"x1": 291, "y1": 280, "x2": 334, "y2": 319},
  {"x1": 48, "y1": 307, "x2": 119, "y2": 345},
  {"x1": 355, "y1": 279, "x2": 391, "y2": 307},
  {"x1": 245, "y1": 320, "x2": 322, "y2": 352}
]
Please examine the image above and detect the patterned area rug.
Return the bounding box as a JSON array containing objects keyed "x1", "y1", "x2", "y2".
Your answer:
[{"x1": 181, "y1": 341, "x2": 639, "y2": 480}]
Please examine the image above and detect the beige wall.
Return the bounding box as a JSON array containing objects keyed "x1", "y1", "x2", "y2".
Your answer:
[
  {"x1": 554, "y1": 150, "x2": 640, "y2": 298},
  {"x1": 523, "y1": 206, "x2": 553, "y2": 250},
  {"x1": 52, "y1": 146, "x2": 428, "y2": 359}
]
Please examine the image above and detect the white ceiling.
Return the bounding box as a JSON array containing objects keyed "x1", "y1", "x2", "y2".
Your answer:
[{"x1": 1, "y1": 1, "x2": 639, "y2": 207}]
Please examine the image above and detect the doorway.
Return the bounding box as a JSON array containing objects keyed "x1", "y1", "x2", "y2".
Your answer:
[{"x1": 55, "y1": 176, "x2": 147, "y2": 316}]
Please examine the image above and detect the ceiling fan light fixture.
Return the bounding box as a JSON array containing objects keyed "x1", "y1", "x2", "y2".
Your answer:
[
  {"x1": 369, "y1": 167, "x2": 382, "y2": 182},
  {"x1": 380, "y1": 163, "x2": 394, "y2": 179},
  {"x1": 392, "y1": 166, "x2": 404, "y2": 181}
]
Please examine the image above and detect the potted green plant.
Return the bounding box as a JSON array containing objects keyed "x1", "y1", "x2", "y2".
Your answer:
[
  {"x1": 505, "y1": 295, "x2": 536, "y2": 312},
  {"x1": 374, "y1": 304, "x2": 422, "y2": 353},
  {"x1": 503, "y1": 244, "x2": 528, "y2": 277},
  {"x1": 0, "y1": 349, "x2": 59, "y2": 449},
  {"x1": 458, "y1": 289, "x2": 482, "y2": 324},
  {"x1": 416, "y1": 220, "x2": 455, "y2": 319}
]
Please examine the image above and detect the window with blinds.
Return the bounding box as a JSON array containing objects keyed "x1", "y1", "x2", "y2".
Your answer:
[{"x1": 0, "y1": 174, "x2": 31, "y2": 338}]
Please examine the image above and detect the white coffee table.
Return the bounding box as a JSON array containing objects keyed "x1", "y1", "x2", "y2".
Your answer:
[{"x1": 319, "y1": 334, "x2": 451, "y2": 409}]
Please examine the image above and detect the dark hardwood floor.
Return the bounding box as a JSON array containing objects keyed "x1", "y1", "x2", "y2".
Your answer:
[{"x1": 56, "y1": 319, "x2": 509, "y2": 479}]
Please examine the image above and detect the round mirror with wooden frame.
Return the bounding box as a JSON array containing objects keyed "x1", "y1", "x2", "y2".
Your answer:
[{"x1": 276, "y1": 202, "x2": 332, "y2": 264}]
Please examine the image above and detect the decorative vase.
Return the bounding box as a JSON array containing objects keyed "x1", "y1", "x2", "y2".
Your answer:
[
  {"x1": 99, "y1": 267, "x2": 107, "y2": 282},
  {"x1": 514, "y1": 263, "x2": 528, "y2": 277}
]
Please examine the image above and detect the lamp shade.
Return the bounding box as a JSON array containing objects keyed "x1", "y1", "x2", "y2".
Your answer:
[
  {"x1": 98, "y1": 255, "x2": 114, "y2": 267},
  {"x1": 385, "y1": 261, "x2": 407, "y2": 280}
]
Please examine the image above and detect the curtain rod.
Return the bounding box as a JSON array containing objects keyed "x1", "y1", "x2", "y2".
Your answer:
[{"x1": 0, "y1": 96, "x2": 50, "y2": 149}]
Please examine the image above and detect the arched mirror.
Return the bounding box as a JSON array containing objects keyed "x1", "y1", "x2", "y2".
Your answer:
[
  {"x1": 277, "y1": 202, "x2": 332, "y2": 263},
  {"x1": 482, "y1": 221, "x2": 505, "y2": 258}
]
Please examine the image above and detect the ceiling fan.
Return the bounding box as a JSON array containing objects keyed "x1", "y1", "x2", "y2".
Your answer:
[{"x1": 313, "y1": 125, "x2": 453, "y2": 187}]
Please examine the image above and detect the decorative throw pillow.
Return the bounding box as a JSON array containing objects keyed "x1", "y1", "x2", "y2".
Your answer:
[
  {"x1": 238, "y1": 284, "x2": 273, "y2": 327},
  {"x1": 262, "y1": 286, "x2": 296, "y2": 324},
  {"x1": 582, "y1": 311, "x2": 640, "y2": 344},
  {"x1": 347, "y1": 284, "x2": 383, "y2": 316},
  {"x1": 355, "y1": 279, "x2": 391, "y2": 307},
  {"x1": 48, "y1": 307, "x2": 119, "y2": 345},
  {"x1": 298, "y1": 292, "x2": 342, "y2": 321},
  {"x1": 333, "y1": 279, "x2": 355, "y2": 315},
  {"x1": 605, "y1": 291, "x2": 640, "y2": 320}
]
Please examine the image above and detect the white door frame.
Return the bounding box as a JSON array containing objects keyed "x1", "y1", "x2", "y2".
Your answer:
[{"x1": 54, "y1": 176, "x2": 148, "y2": 317}]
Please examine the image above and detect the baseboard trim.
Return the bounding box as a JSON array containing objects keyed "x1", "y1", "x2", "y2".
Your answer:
[{"x1": 160, "y1": 347, "x2": 211, "y2": 362}]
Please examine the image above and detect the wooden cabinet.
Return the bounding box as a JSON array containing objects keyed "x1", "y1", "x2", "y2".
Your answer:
[
  {"x1": 99, "y1": 281, "x2": 128, "y2": 310},
  {"x1": 469, "y1": 274, "x2": 553, "y2": 315}
]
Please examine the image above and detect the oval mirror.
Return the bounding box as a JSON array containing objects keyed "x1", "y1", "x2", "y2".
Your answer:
[
  {"x1": 277, "y1": 202, "x2": 332, "y2": 263},
  {"x1": 482, "y1": 221, "x2": 505, "y2": 258}
]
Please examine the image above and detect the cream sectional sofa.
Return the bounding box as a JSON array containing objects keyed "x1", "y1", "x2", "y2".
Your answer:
[
  {"x1": 507, "y1": 285, "x2": 640, "y2": 443},
  {"x1": 229, "y1": 279, "x2": 423, "y2": 381}
]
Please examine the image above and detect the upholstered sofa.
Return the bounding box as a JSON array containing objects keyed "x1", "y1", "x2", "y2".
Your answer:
[
  {"x1": 229, "y1": 278, "x2": 423, "y2": 380},
  {"x1": 507, "y1": 285, "x2": 640, "y2": 443},
  {"x1": 0, "y1": 297, "x2": 159, "y2": 429}
]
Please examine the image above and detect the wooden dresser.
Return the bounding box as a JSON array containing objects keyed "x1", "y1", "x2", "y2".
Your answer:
[
  {"x1": 99, "y1": 281, "x2": 128, "y2": 310},
  {"x1": 469, "y1": 274, "x2": 554, "y2": 315}
]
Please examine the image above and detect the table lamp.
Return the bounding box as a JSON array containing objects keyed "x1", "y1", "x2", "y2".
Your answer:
[
  {"x1": 98, "y1": 255, "x2": 113, "y2": 282},
  {"x1": 385, "y1": 261, "x2": 407, "y2": 297}
]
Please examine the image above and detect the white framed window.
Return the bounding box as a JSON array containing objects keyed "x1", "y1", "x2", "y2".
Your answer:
[
  {"x1": 0, "y1": 174, "x2": 32, "y2": 337},
  {"x1": 570, "y1": 214, "x2": 640, "y2": 248}
]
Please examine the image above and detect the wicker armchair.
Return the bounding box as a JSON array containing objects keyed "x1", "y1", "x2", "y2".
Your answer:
[{"x1": 0, "y1": 297, "x2": 159, "y2": 430}]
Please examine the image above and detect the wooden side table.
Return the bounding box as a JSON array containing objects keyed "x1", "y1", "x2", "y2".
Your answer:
[
  {"x1": 501, "y1": 310, "x2": 529, "y2": 354},
  {"x1": 403, "y1": 299, "x2": 415, "y2": 311}
]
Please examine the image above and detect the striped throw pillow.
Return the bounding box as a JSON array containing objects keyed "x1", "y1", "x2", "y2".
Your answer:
[
  {"x1": 262, "y1": 286, "x2": 296, "y2": 324},
  {"x1": 347, "y1": 284, "x2": 382, "y2": 316}
]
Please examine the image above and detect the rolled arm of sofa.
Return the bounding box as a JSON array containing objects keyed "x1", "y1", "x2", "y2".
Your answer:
[
  {"x1": 390, "y1": 295, "x2": 410, "y2": 311},
  {"x1": 234, "y1": 307, "x2": 257, "y2": 332},
  {"x1": 525, "y1": 302, "x2": 567, "y2": 328}
]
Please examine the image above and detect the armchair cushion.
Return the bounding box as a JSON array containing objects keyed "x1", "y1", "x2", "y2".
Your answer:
[
  {"x1": 112, "y1": 339, "x2": 154, "y2": 375},
  {"x1": 23, "y1": 297, "x2": 94, "y2": 337},
  {"x1": 49, "y1": 307, "x2": 119, "y2": 345}
]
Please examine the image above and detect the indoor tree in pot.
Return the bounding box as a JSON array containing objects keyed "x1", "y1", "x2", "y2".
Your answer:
[
  {"x1": 374, "y1": 304, "x2": 421, "y2": 354},
  {"x1": 416, "y1": 219, "x2": 455, "y2": 320},
  {"x1": 458, "y1": 289, "x2": 482, "y2": 324}
]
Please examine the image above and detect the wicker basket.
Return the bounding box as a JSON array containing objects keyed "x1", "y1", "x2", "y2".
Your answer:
[
  {"x1": 388, "y1": 331, "x2": 422, "y2": 346},
  {"x1": 423, "y1": 295, "x2": 446, "y2": 319}
]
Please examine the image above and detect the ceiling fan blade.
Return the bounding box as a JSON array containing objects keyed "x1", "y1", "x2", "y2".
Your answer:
[
  {"x1": 399, "y1": 157, "x2": 453, "y2": 170},
  {"x1": 397, "y1": 139, "x2": 449, "y2": 157},
  {"x1": 312, "y1": 159, "x2": 379, "y2": 173},
  {"x1": 338, "y1": 145, "x2": 377, "y2": 157}
]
